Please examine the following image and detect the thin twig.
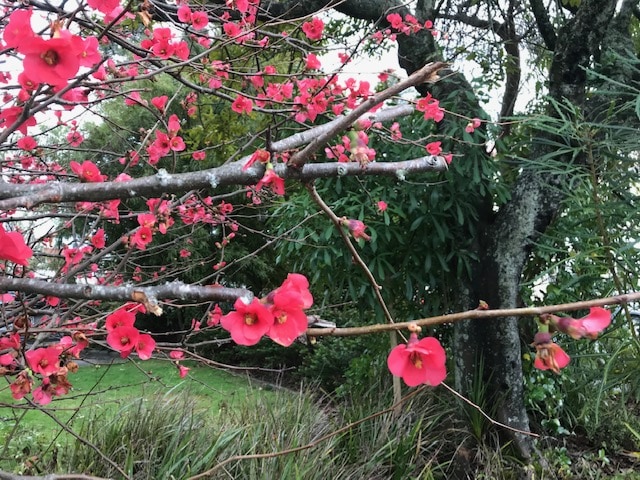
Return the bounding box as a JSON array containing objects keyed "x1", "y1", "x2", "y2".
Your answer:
[
  {"x1": 306, "y1": 291, "x2": 640, "y2": 337},
  {"x1": 440, "y1": 383, "x2": 539, "y2": 438}
]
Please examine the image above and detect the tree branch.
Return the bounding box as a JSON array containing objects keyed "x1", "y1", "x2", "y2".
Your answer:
[
  {"x1": 0, "y1": 277, "x2": 250, "y2": 306},
  {"x1": 306, "y1": 291, "x2": 640, "y2": 337}
]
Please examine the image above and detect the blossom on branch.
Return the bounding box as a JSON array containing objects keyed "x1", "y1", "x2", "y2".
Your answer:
[
  {"x1": 532, "y1": 332, "x2": 570, "y2": 374},
  {"x1": 220, "y1": 297, "x2": 274, "y2": 346},
  {"x1": 545, "y1": 307, "x2": 612, "y2": 340},
  {"x1": 387, "y1": 331, "x2": 447, "y2": 387},
  {"x1": 0, "y1": 225, "x2": 33, "y2": 266}
]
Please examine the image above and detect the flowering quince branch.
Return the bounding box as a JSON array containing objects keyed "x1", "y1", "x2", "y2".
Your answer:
[
  {"x1": 305, "y1": 292, "x2": 640, "y2": 337},
  {"x1": 0, "y1": 277, "x2": 250, "y2": 305},
  {"x1": 287, "y1": 61, "x2": 447, "y2": 168}
]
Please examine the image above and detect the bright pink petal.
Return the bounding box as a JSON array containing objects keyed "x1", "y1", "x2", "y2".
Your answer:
[{"x1": 579, "y1": 307, "x2": 611, "y2": 336}]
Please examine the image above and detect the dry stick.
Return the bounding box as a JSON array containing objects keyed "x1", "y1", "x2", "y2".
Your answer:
[
  {"x1": 306, "y1": 291, "x2": 640, "y2": 337},
  {"x1": 440, "y1": 383, "x2": 539, "y2": 438},
  {"x1": 305, "y1": 183, "x2": 403, "y2": 408},
  {"x1": 186, "y1": 385, "x2": 427, "y2": 480}
]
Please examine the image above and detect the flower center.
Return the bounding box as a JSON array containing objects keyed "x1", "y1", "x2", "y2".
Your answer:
[
  {"x1": 409, "y1": 352, "x2": 423, "y2": 369},
  {"x1": 41, "y1": 49, "x2": 59, "y2": 66},
  {"x1": 244, "y1": 313, "x2": 256, "y2": 326},
  {"x1": 276, "y1": 313, "x2": 287, "y2": 325}
]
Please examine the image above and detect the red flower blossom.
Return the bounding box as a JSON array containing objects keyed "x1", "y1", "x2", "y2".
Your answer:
[
  {"x1": 178, "y1": 364, "x2": 190, "y2": 378},
  {"x1": 207, "y1": 304, "x2": 222, "y2": 327},
  {"x1": 415, "y1": 93, "x2": 444, "y2": 122},
  {"x1": 107, "y1": 325, "x2": 140, "y2": 358},
  {"x1": 130, "y1": 226, "x2": 154, "y2": 250},
  {"x1": 342, "y1": 218, "x2": 370, "y2": 241},
  {"x1": 272, "y1": 273, "x2": 314, "y2": 309},
  {"x1": 91, "y1": 229, "x2": 106, "y2": 249},
  {"x1": 302, "y1": 17, "x2": 324, "y2": 41},
  {"x1": 255, "y1": 167, "x2": 285, "y2": 195},
  {"x1": 70, "y1": 160, "x2": 106, "y2": 182},
  {"x1": 136, "y1": 333, "x2": 156, "y2": 360},
  {"x1": 105, "y1": 308, "x2": 136, "y2": 332},
  {"x1": 17, "y1": 136, "x2": 37, "y2": 151},
  {"x1": 377, "y1": 200, "x2": 388, "y2": 212},
  {"x1": 532, "y1": 332, "x2": 570, "y2": 374},
  {"x1": 220, "y1": 297, "x2": 274, "y2": 346},
  {"x1": 151, "y1": 95, "x2": 168, "y2": 112},
  {"x1": 0, "y1": 225, "x2": 33, "y2": 266},
  {"x1": 231, "y1": 95, "x2": 253, "y2": 115},
  {"x1": 20, "y1": 35, "x2": 83, "y2": 87},
  {"x1": 10, "y1": 371, "x2": 32, "y2": 400},
  {"x1": 551, "y1": 307, "x2": 612, "y2": 340},
  {"x1": 426, "y1": 141, "x2": 442, "y2": 155},
  {"x1": 26, "y1": 347, "x2": 61, "y2": 376},
  {"x1": 267, "y1": 290, "x2": 309, "y2": 347},
  {"x1": 387, "y1": 333, "x2": 447, "y2": 387},
  {"x1": 4, "y1": 10, "x2": 35, "y2": 50}
]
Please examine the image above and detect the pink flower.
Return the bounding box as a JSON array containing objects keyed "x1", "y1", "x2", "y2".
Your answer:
[
  {"x1": 4, "y1": 10, "x2": 35, "y2": 50},
  {"x1": 302, "y1": 17, "x2": 324, "y2": 41},
  {"x1": 415, "y1": 93, "x2": 444, "y2": 122},
  {"x1": 70, "y1": 160, "x2": 106, "y2": 182},
  {"x1": 255, "y1": 168, "x2": 285, "y2": 195},
  {"x1": 91, "y1": 229, "x2": 106, "y2": 249},
  {"x1": 105, "y1": 308, "x2": 136, "y2": 332},
  {"x1": 151, "y1": 95, "x2": 168, "y2": 112},
  {"x1": 305, "y1": 53, "x2": 321, "y2": 70},
  {"x1": 207, "y1": 304, "x2": 222, "y2": 327},
  {"x1": 107, "y1": 325, "x2": 140, "y2": 358},
  {"x1": 532, "y1": 332, "x2": 570, "y2": 374},
  {"x1": 0, "y1": 225, "x2": 33, "y2": 266},
  {"x1": 177, "y1": 4, "x2": 192, "y2": 22},
  {"x1": 178, "y1": 365, "x2": 190, "y2": 378},
  {"x1": 20, "y1": 35, "x2": 83, "y2": 87},
  {"x1": 130, "y1": 226, "x2": 154, "y2": 250},
  {"x1": 343, "y1": 218, "x2": 370, "y2": 241},
  {"x1": 551, "y1": 307, "x2": 612, "y2": 340},
  {"x1": 220, "y1": 298, "x2": 274, "y2": 346},
  {"x1": 267, "y1": 292, "x2": 309, "y2": 347},
  {"x1": 26, "y1": 347, "x2": 61, "y2": 376},
  {"x1": 387, "y1": 333, "x2": 447, "y2": 387},
  {"x1": 426, "y1": 141, "x2": 442, "y2": 155},
  {"x1": 274, "y1": 273, "x2": 314, "y2": 309},
  {"x1": 377, "y1": 200, "x2": 388, "y2": 212},
  {"x1": 136, "y1": 333, "x2": 156, "y2": 360},
  {"x1": 169, "y1": 350, "x2": 184, "y2": 360},
  {"x1": 192, "y1": 150, "x2": 206, "y2": 161},
  {"x1": 231, "y1": 95, "x2": 253, "y2": 115},
  {"x1": 191, "y1": 11, "x2": 209, "y2": 30},
  {"x1": 87, "y1": 0, "x2": 121, "y2": 15},
  {"x1": 17, "y1": 136, "x2": 37, "y2": 151},
  {"x1": 67, "y1": 130, "x2": 84, "y2": 147},
  {"x1": 243, "y1": 149, "x2": 270, "y2": 170}
]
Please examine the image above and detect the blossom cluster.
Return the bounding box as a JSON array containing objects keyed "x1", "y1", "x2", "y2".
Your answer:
[
  {"x1": 220, "y1": 274, "x2": 314, "y2": 347},
  {"x1": 532, "y1": 307, "x2": 611, "y2": 374},
  {"x1": 2, "y1": 330, "x2": 89, "y2": 405}
]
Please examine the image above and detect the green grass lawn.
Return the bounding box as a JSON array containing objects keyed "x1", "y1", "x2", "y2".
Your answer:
[{"x1": 0, "y1": 357, "x2": 275, "y2": 472}]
